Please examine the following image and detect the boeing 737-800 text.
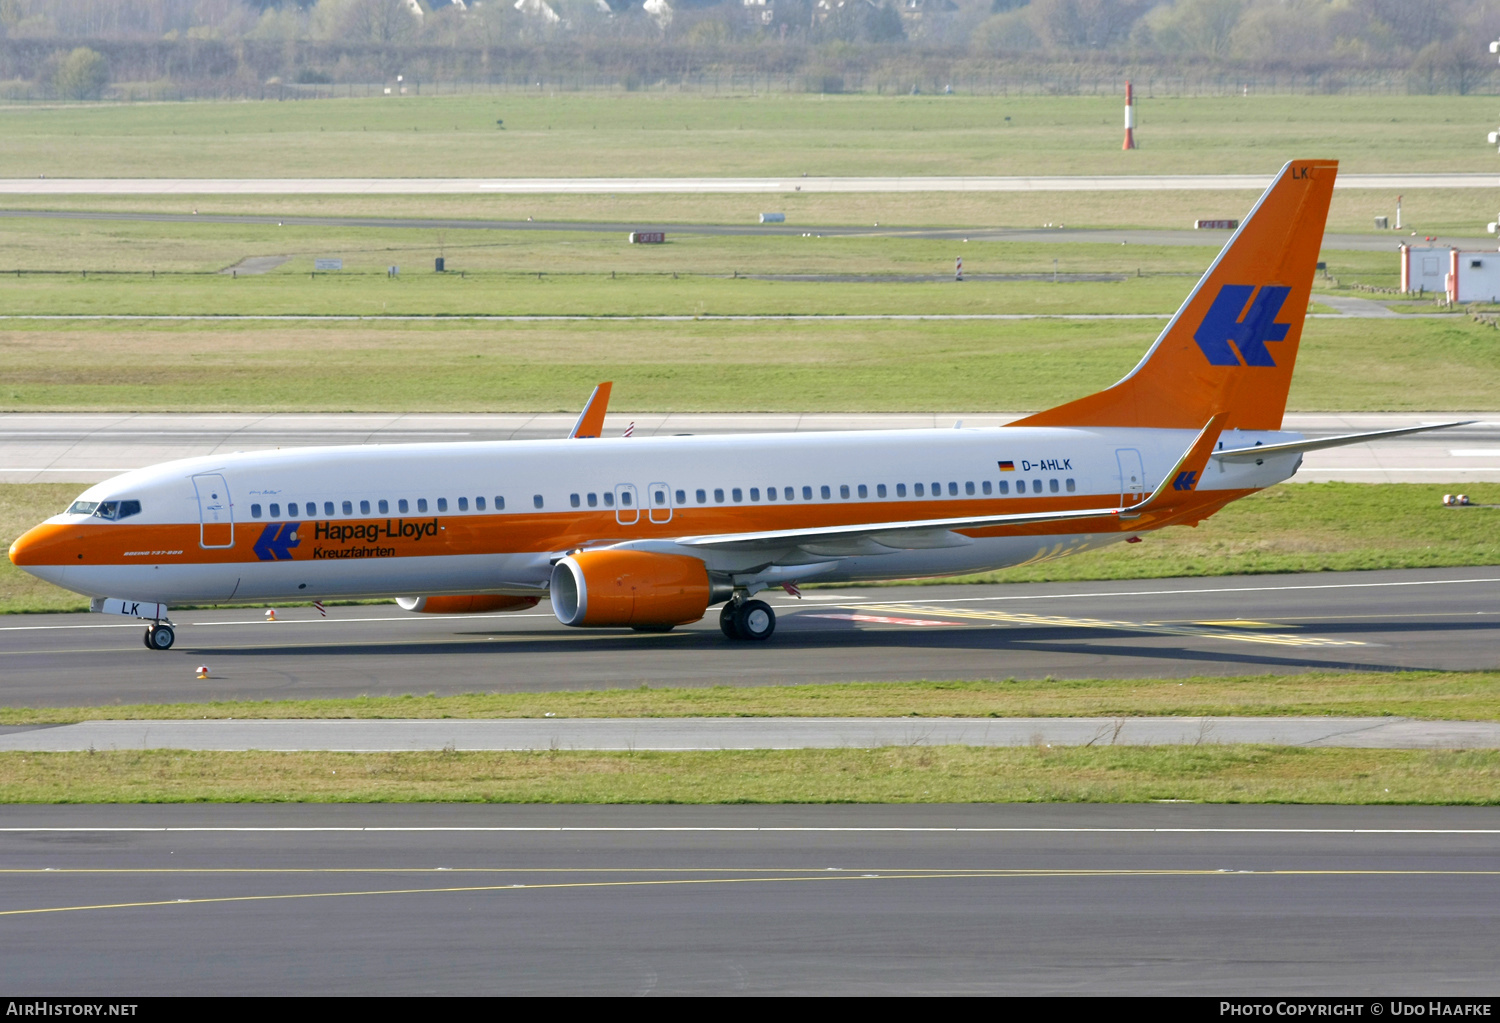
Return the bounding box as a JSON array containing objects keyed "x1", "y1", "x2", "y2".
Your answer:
[{"x1": 7, "y1": 160, "x2": 1465, "y2": 649}]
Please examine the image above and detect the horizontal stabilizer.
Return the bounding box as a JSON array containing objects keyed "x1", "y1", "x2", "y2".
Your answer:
[{"x1": 1212, "y1": 421, "x2": 1474, "y2": 462}]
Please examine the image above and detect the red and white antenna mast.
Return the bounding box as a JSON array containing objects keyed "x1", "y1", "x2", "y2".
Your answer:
[{"x1": 1123, "y1": 80, "x2": 1137, "y2": 150}]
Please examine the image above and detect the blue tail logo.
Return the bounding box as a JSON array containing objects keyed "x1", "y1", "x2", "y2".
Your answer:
[
  {"x1": 1172, "y1": 471, "x2": 1199, "y2": 491},
  {"x1": 253, "y1": 522, "x2": 301, "y2": 561},
  {"x1": 1193, "y1": 284, "x2": 1291, "y2": 367}
]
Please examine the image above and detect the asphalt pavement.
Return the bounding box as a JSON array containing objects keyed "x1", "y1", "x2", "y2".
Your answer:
[
  {"x1": 2, "y1": 411, "x2": 1495, "y2": 483},
  {"x1": 1, "y1": 568, "x2": 1494, "y2": 707},
  {"x1": 1, "y1": 207, "x2": 1480, "y2": 251},
  {"x1": 0, "y1": 803, "x2": 1495, "y2": 994},
  {"x1": 1, "y1": 172, "x2": 1494, "y2": 194},
  {"x1": 3, "y1": 716, "x2": 1496, "y2": 752}
]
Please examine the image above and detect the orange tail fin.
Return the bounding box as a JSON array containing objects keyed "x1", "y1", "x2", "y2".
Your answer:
[
  {"x1": 569, "y1": 381, "x2": 613, "y2": 439},
  {"x1": 1013, "y1": 159, "x2": 1337, "y2": 432}
]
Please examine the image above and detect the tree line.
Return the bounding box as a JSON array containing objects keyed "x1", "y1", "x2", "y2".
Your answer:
[{"x1": 0, "y1": 0, "x2": 1494, "y2": 97}]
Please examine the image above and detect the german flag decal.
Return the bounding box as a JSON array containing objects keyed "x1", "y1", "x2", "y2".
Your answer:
[{"x1": 998, "y1": 460, "x2": 1015, "y2": 471}]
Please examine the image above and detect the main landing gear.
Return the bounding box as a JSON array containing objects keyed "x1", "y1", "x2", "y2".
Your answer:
[
  {"x1": 143, "y1": 621, "x2": 175, "y2": 651},
  {"x1": 720, "y1": 598, "x2": 775, "y2": 642}
]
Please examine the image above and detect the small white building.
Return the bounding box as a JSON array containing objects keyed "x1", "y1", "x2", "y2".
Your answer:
[{"x1": 1401, "y1": 245, "x2": 1500, "y2": 303}]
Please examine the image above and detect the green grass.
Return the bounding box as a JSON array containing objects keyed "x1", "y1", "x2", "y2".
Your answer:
[
  {"x1": 2, "y1": 94, "x2": 1496, "y2": 179},
  {"x1": 949, "y1": 483, "x2": 1500, "y2": 585},
  {"x1": 5, "y1": 483, "x2": 1498, "y2": 615},
  {"x1": 2, "y1": 672, "x2": 1496, "y2": 725},
  {"x1": 1, "y1": 316, "x2": 1493, "y2": 413},
  {"x1": 2, "y1": 746, "x2": 1496, "y2": 803}
]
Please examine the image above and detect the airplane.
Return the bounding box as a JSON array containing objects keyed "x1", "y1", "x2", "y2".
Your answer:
[{"x1": 8, "y1": 159, "x2": 1469, "y2": 652}]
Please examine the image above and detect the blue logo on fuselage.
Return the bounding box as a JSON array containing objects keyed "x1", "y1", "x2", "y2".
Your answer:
[{"x1": 1193, "y1": 284, "x2": 1291, "y2": 367}]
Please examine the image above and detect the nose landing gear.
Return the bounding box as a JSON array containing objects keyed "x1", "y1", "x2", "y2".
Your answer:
[
  {"x1": 719, "y1": 598, "x2": 776, "y2": 642},
  {"x1": 143, "y1": 622, "x2": 176, "y2": 650}
]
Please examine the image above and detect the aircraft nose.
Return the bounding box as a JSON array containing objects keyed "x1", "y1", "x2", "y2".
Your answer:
[{"x1": 8, "y1": 522, "x2": 67, "y2": 567}]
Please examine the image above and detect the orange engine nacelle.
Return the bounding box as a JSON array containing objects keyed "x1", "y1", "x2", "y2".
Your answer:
[
  {"x1": 396, "y1": 595, "x2": 541, "y2": 614},
  {"x1": 550, "y1": 550, "x2": 711, "y2": 628}
]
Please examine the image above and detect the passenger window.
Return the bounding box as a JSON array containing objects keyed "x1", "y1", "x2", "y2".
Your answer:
[
  {"x1": 675, "y1": 489, "x2": 686, "y2": 505},
  {"x1": 965, "y1": 482, "x2": 975, "y2": 496},
  {"x1": 1016, "y1": 481, "x2": 1025, "y2": 494},
  {"x1": 914, "y1": 483, "x2": 924, "y2": 496},
  {"x1": 341, "y1": 500, "x2": 353, "y2": 515},
  {"x1": 654, "y1": 489, "x2": 667, "y2": 505},
  {"x1": 437, "y1": 498, "x2": 448, "y2": 512},
  {"x1": 417, "y1": 498, "x2": 428, "y2": 512},
  {"x1": 533, "y1": 495, "x2": 544, "y2": 509},
  {"x1": 714, "y1": 489, "x2": 725, "y2": 503},
  {"x1": 495, "y1": 496, "x2": 505, "y2": 510},
  {"x1": 476, "y1": 497, "x2": 486, "y2": 510},
  {"x1": 603, "y1": 492, "x2": 614, "y2": 507},
  {"x1": 839, "y1": 485, "x2": 849, "y2": 499},
  {"x1": 998, "y1": 481, "x2": 1009, "y2": 495},
  {"x1": 398, "y1": 499, "x2": 408, "y2": 513},
  {"x1": 1050, "y1": 479, "x2": 1060, "y2": 493},
  {"x1": 458, "y1": 497, "x2": 469, "y2": 511},
  {"x1": 696, "y1": 489, "x2": 707, "y2": 504},
  {"x1": 1066, "y1": 479, "x2": 1076, "y2": 492},
  {"x1": 287, "y1": 502, "x2": 298, "y2": 517},
  {"x1": 270, "y1": 503, "x2": 281, "y2": 518},
  {"x1": 251, "y1": 504, "x2": 262, "y2": 518},
  {"x1": 377, "y1": 499, "x2": 388, "y2": 514},
  {"x1": 784, "y1": 487, "x2": 794, "y2": 501},
  {"x1": 877, "y1": 484, "x2": 887, "y2": 498},
  {"x1": 946, "y1": 482, "x2": 956, "y2": 496},
  {"x1": 896, "y1": 483, "x2": 906, "y2": 497},
  {"x1": 858, "y1": 484, "x2": 867, "y2": 499},
  {"x1": 621, "y1": 491, "x2": 633, "y2": 506},
  {"x1": 570, "y1": 494, "x2": 581, "y2": 508},
  {"x1": 766, "y1": 487, "x2": 777, "y2": 501},
  {"x1": 1032, "y1": 479, "x2": 1042, "y2": 492},
  {"x1": 749, "y1": 488, "x2": 759, "y2": 502},
  {"x1": 360, "y1": 500, "x2": 371, "y2": 514},
  {"x1": 325, "y1": 501, "x2": 335, "y2": 516},
  {"x1": 982, "y1": 481, "x2": 992, "y2": 495},
  {"x1": 802, "y1": 486, "x2": 813, "y2": 500},
  {"x1": 730, "y1": 488, "x2": 742, "y2": 502},
  {"x1": 820, "y1": 485, "x2": 831, "y2": 499},
  {"x1": 587, "y1": 493, "x2": 598, "y2": 507}
]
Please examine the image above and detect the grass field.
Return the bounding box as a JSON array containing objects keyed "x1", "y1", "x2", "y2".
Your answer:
[
  {"x1": 2, "y1": 746, "x2": 1495, "y2": 804},
  {"x1": 2, "y1": 672, "x2": 1495, "y2": 725},
  {"x1": 4, "y1": 483, "x2": 1497, "y2": 614},
  {"x1": 0, "y1": 315, "x2": 1492, "y2": 412},
  {"x1": 2, "y1": 94, "x2": 1496, "y2": 179},
  {"x1": 0, "y1": 188, "x2": 1484, "y2": 236}
]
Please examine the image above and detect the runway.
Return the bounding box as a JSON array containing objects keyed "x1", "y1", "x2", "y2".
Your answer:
[
  {"x1": 0, "y1": 568, "x2": 1494, "y2": 707},
  {"x1": 0, "y1": 803, "x2": 1495, "y2": 994},
  {"x1": 1, "y1": 173, "x2": 1494, "y2": 194},
  {"x1": 3, "y1": 716, "x2": 1496, "y2": 752},
  {"x1": 0, "y1": 208, "x2": 1478, "y2": 252},
  {"x1": 1, "y1": 412, "x2": 1495, "y2": 484}
]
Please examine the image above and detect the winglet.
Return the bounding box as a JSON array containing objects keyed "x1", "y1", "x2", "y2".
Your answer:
[
  {"x1": 1121, "y1": 413, "x2": 1226, "y2": 518},
  {"x1": 568, "y1": 382, "x2": 613, "y2": 439}
]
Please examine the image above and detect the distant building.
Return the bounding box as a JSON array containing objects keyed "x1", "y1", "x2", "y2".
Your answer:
[{"x1": 1402, "y1": 245, "x2": 1500, "y2": 303}]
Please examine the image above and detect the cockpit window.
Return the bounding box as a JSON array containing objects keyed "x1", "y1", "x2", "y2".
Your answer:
[{"x1": 68, "y1": 499, "x2": 141, "y2": 521}]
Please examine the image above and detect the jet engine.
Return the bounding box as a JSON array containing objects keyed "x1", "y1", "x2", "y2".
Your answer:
[
  {"x1": 396, "y1": 595, "x2": 541, "y2": 614},
  {"x1": 549, "y1": 550, "x2": 720, "y2": 629}
]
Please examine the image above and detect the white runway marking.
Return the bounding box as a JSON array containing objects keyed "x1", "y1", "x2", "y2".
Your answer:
[{"x1": 0, "y1": 826, "x2": 1495, "y2": 834}]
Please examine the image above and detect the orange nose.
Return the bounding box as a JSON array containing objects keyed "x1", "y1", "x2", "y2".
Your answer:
[{"x1": 8, "y1": 522, "x2": 75, "y2": 566}]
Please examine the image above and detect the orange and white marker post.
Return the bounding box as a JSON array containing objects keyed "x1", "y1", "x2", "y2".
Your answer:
[
  {"x1": 955, "y1": 256, "x2": 963, "y2": 281},
  {"x1": 1123, "y1": 80, "x2": 1137, "y2": 150}
]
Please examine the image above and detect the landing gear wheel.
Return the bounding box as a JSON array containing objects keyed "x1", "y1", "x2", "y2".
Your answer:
[
  {"x1": 145, "y1": 623, "x2": 175, "y2": 651},
  {"x1": 720, "y1": 602, "x2": 741, "y2": 640},
  {"x1": 734, "y1": 599, "x2": 775, "y2": 642}
]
